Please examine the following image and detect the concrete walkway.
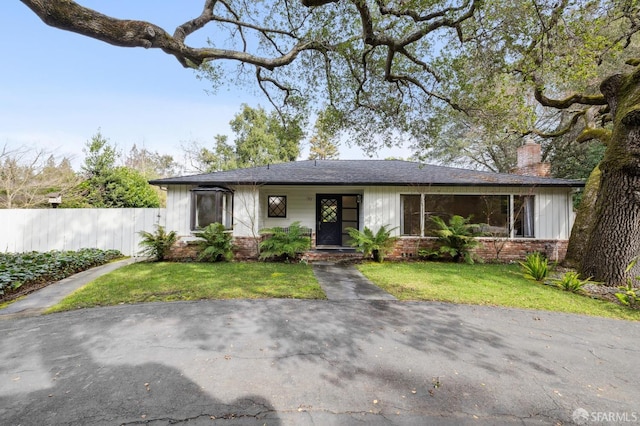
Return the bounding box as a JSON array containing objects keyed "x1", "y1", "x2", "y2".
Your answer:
[
  {"x1": 0, "y1": 257, "x2": 138, "y2": 319},
  {"x1": 312, "y1": 262, "x2": 397, "y2": 300}
]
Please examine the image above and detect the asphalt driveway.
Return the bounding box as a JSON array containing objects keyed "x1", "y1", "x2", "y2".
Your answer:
[{"x1": 1, "y1": 299, "x2": 638, "y2": 425}]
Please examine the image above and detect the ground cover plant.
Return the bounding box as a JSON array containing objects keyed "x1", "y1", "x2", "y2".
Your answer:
[
  {"x1": 357, "y1": 262, "x2": 640, "y2": 321},
  {"x1": 47, "y1": 262, "x2": 325, "y2": 312},
  {"x1": 0, "y1": 249, "x2": 123, "y2": 303}
]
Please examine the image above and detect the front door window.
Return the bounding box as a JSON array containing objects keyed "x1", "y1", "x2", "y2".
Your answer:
[{"x1": 316, "y1": 195, "x2": 360, "y2": 246}]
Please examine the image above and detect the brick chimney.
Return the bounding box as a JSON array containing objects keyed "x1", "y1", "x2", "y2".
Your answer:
[{"x1": 512, "y1": 138, "x2": 550, "y2": 177}]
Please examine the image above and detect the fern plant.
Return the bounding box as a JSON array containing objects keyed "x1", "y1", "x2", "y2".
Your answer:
[
  {"x1": 519, "y1": 252, "x2": 549, "y2": 281},
  {"x1": 259, "y1": 221, "x2": 311, "y2": 261},
  {"x1": 138, "y1": 225, "x2": 177, "y2": 261},
  {"x1": 196, "y1": 223, "x2": 233, "y2": 262},
  {"x1": 346, "y1": 225, "x2": 398, "y2": 263},
  {"x1": 430, "y1": 215, "x2": 482, "y2": 264}
]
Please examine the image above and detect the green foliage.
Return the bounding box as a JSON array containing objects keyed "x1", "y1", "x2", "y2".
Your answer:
[
  {"x1": 230, "y1": 104, "x2": 304, "y2": 168},
  {"x1": 196, "y1": 223, "x2": 233, "y2": 262},
  {"x1": 77, "y1": 132, "x2": 160, "y2": 208},
  {"x1": 430, "y1": 215, "x2": 482, "y2": 264},
  {"x1": 346, "y1": 225, "x2": 398, "y2": 263},
  {"x1": 102, "y1": 167, "x2": 161, "y2": 208},
  {"x1": 519, "y1": 252, "x2": 549, "y2": 282},
  {"x1": 81, "y1": 131, "x2": 117, "y2": 178},
  {"x1": 615, "y1": 282, "x2": 640, "y2": 309},
  {"x1": 0, "y1": 249, "x2": 122, "y2": 299},
  {"x1": 553, "y1": 271, "x2": 591, "y2": 294},
  {"x1": 138, "y1": 225, "x2": 178, "y2": 261},
  {"x1": 615, "y1": 259, "x2": 640, "y2": 308},
  {"x1": 259, "y1": 222, "x2": 311, "y2": 261},
  {"x1": 308, "y1": 108, "x2": 340, "y2": 160}
]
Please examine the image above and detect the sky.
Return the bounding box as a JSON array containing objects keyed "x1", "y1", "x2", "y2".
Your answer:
[{"x1": 0, "y1": 1, "x2": 411, "y2": 172}]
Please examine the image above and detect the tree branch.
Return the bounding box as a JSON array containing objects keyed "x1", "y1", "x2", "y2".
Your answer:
[
  {"x1": 20, "y1": 0, "x2": 322, "y2": 69},
  {"x1": 532, "y1": 75, "x2": 606, "y2": 109}
]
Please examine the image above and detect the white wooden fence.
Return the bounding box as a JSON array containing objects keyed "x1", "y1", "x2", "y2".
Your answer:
[{"x1": 0, "y1": 208, "x2": 166, "y2": 256}]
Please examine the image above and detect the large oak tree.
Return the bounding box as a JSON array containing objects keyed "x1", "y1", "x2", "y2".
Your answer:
[{"x1": 19, "y1": 0, "x2": 640, "y2": 284}]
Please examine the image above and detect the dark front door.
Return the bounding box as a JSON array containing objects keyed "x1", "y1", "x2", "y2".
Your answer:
[{"x1": 317, "y1": 195, "x2": 342, "y2": 246}]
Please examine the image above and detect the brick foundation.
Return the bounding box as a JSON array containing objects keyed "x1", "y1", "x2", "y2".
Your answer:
[
  {"x1": 170, "y1": 235, "x2": 568, "y2": 263},
  {"x1": 233, "y1": 236, "x2": 261, "y2": 260},
  {"x1": 168, "y1": 238, "x2": 201, "y2": 260},
  {"x1": 392, "y1": 237, "x2": 568, "y2": 263}
]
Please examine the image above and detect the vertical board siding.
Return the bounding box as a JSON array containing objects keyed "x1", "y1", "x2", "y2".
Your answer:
[
  {"x1": 0, "y1": 208, "x2": 165, "y2": 256},
  {"x1": 165, "y1": 185, "x2": 191, "y2": 235},
  {"x1": 159, "y1": 184, "x2": 576, "y2": 242}
]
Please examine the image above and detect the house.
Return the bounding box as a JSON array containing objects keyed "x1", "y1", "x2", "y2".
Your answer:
[{"x1": 150, "y1": 154, "x2": 584, "y2": 262}]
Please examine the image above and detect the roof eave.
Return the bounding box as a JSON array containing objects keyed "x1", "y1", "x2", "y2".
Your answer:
[{"x1": 149, "y1": 180, "x2": 584, "y2": 188}]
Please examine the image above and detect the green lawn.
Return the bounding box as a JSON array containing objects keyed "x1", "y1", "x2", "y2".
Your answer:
[
  {"x1": 357, "y1": 262, "x2": 640, "y2": 321},
  {"x1": 47, "y1": 262, "x2": 325, "y2": 312}
]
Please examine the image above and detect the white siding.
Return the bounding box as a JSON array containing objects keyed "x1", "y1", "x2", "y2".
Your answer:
[
  {"x1": 164, "y1": 184, "x2": 576, "y2": 240},
  {"x1": 164, "y1": 185, "x2": 191, "y2": 235},
  {"x1": 233, "y1": 186, "x2": 261, "y2": 237},
  {"x1": 361, "y1": 185, "x2": 575, "y2": 239},
  {"x1": 0, "y1": 208, "x2": 164, "y2": 256}
]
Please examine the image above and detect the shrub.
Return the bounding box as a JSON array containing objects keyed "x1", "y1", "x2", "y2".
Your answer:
[
  {"x1": 554, "y1": 271, "x2": 591, "y2": 294},
  {"x1": 430, "y1": 215, "x2": 482, "y2": 264},
  {"x1": 196, "y1": 223, "x2": 233, "y2": 262},
  {"x1": 259, "y1": 222, "x2": 311, "y2": 261},
  {"x1": 138, "y1": 225, "x2": 177, "y2": 261},
  {"x1": 346, "y1": 225, "x2": 398, "y2": 263},
  {"x1": 0, "y1": 249, "x2": 123, "y2": 299},
  {"x1": 519, "y1": 252, "x2": 549, "y2": 281}
]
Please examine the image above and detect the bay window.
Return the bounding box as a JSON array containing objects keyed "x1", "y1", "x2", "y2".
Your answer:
[{"x1": 191, "y1": 187, "x2": 233, "y2": 230}]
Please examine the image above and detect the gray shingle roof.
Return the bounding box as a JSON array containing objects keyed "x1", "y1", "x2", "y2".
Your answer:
[{"x1": 149, "y1": 160, "x2": 584, "y2": 187}]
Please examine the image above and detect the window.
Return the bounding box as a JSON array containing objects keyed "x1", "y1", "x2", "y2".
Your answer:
[
  {"x1": 191, "y1": 187, "x2": 233, "y2": 230},
  {"x1": 424, "y1": 195, "x2": 509, "y2": 237},
  {"x1": 401, "y1": 194, "x2": 530, "y2": 238},
  {"x1": 268, "y1": 195, "x2": 287, "y2": 218},
  {"x1": 513, "y1": 195, "x2": 535, "y2": 238},
  {"x1": 401, "y1": 195, "x2": 421, "y2": 235}
]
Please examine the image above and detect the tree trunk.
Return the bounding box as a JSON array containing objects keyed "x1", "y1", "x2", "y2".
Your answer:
[
  {"x1": 563, "y1": 165, "x2": 600, "y2": 269},
  {"x1": 581, "y1": 69, "x2": 640, "y2": 286}
]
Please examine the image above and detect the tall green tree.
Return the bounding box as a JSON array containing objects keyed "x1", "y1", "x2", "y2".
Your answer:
[
  {"x1": 77, "y1": 132, "x2": 160, "y2": 208},
  {"x1": 231, "y1": 104, "x2": 303, "y2": 168},
  {"x1": 183, "y1": 105, "x2": 304, "y2": 172},
  {"x1": 308, "y1": 109, "x2": 340, "y2": 160}
]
